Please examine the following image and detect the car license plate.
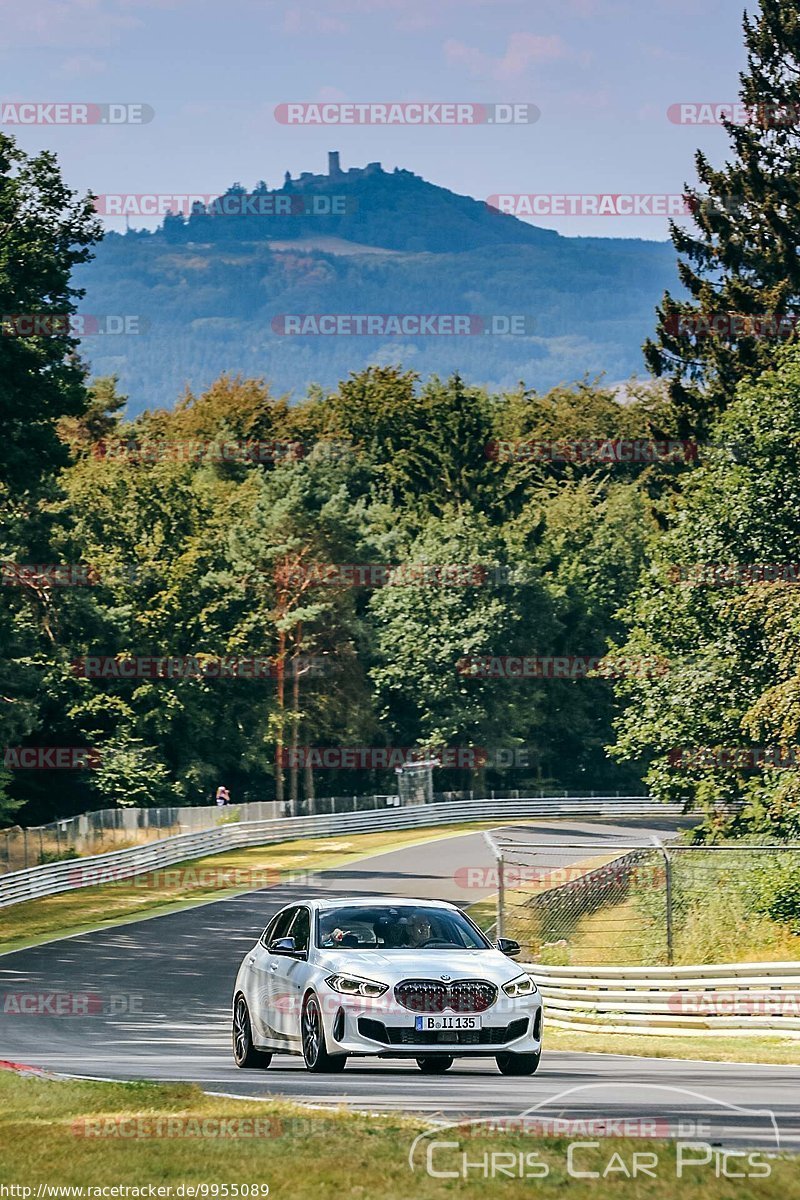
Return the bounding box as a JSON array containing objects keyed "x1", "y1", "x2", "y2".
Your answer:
[{"x1": 414, "y1": 1015, "x2": 482, "y2": 1031}]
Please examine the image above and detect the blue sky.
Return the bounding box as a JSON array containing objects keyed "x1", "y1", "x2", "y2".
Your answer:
[{"x1": 1, "y1": 0, "x2": 750, "y2": 239}]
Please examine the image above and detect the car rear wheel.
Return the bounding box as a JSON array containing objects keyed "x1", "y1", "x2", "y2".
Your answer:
[
  {"x1": 233, "y1": 995, "x2": 272, "y2": 1069},
  {"x1": 416, "y1": 1056, "x2": 454, "y2": 1073},
  {"x1": 301, "y1": 994, "x2": 347, "y2": 1073},
  {"x1": 496, "y1": 1050, "x2": 541, "y2": 1076}
]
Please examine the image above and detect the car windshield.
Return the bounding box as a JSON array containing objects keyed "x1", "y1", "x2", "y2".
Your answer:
[{"x1": 316, "y1": 904, "x2": 490, "y2": 950}]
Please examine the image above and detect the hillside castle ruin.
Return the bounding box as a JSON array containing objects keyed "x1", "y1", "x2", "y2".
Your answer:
[{"x1": 283, "y1": 152, "x2": 416, "y2": 187}]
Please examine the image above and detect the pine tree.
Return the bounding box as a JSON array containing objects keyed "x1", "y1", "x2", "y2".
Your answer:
[{"x1": 645, "y1": 0, "x2": 800, "y2": 436}]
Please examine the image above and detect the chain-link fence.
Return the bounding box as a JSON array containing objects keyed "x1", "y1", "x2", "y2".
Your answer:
[
  {"x1": 0, "y1": 787, "x2": 638, "y2": 873},
  {"x1": 486, "y1": 831, "x2": 800, "y2": 966},
  {"x1": 0, "y1": 801, "x2": 286, "y2": 873}
]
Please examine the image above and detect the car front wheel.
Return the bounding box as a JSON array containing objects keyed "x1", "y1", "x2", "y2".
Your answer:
[
  {"x1": 301, "y1": 994, "x2": 347, "y2": 1073},
  {"x1": 233, "y1": 995, "x2": 272, "y2": 1069},
  {"x1": 496, "y1": 1050, "x2": 541, "y2": 1076}
]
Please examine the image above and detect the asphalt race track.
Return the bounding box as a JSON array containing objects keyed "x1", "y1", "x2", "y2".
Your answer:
[{"x1": 1, "y1": 818, "x2": 798, "y2": 1150}]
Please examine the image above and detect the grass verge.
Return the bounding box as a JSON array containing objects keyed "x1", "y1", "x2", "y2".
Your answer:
[
  {"x1": 546, "y1": 1028, "x2": 800, "y2": 1066},
  {"x1": 0, "y1": 1071, "x2": 796, "y2": 1198},
  {"x1": 0, "y1": 822, "x2": 498, "y2": 955}
]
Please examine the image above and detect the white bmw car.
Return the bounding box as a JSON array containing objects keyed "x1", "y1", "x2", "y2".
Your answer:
[{"x1": 232, "y1": 896, "x2": 542, "y2": 1075}]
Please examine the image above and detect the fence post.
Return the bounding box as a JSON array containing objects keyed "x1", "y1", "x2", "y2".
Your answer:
[
  {"x1": 652, "y1": 836, "x2": 673, "y2": 965},
  {"x1": 497, "y1": 852, "x2": 505, "y2": 939}
]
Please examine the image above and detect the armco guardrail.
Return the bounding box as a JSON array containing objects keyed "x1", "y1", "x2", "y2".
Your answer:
[
  {"x1": 0, "y1": 795, "x2": 673, "y2": 909},
  {"x1": 526, "y1": 961, "x2": 800, "y2": 1037}
]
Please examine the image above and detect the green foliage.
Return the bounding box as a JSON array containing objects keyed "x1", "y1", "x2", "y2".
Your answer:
[
  {"x1": 0, "y1": 133, "x2": 101, "y2": 491},
  {"x1": 4, "y1": 359, "x2": 675, "y2": 822},
  {"x1": 0, "y1": 133, "x2": 102, "y2": 825},
  {"x1": 37, "y1": 847, "x2": 79, "y2": 864},
  {"x1": 91, "y1": 733, "x2": 179, "y2": 809},
  {"x1": 645, "y1": 0, "x2": 800, "y2": 435},
  {"x1": 749, "y1": 854, "x2": 800, "y2": 930},
  {"x1": 610, "y1": 344, "x2": 800, "y2": 836}
]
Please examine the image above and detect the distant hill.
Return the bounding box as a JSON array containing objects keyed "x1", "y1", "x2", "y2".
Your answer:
[{"x1": 74, "y1": 154, "x2": 680, "y2": 410}]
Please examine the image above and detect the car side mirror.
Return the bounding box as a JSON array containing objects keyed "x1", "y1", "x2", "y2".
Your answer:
[
  {"x1": 496, "y1": 937, "x2": 521, "y2": 958},
  {"x1": 269, "y1": 936, "x2": 299, "y2": 955}
]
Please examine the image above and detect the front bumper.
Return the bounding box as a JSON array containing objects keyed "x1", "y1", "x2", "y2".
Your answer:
[{"x1": 321, "y1": 992, "x2": 543, "y2": 1057}]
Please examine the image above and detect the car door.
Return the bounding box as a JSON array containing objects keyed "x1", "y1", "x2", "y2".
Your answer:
[
  {"x1": 271, "y1": 905, "x2": 311, "y2": 1048},
  {"x1": 249, "y1": 907, "x2": 296, "y2": 1045}
]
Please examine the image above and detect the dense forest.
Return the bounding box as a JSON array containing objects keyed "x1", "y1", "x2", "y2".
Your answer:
[
  {"x1": 3, "y1": 0, "x2": 800, "y2": 843},
  {"x1": 2, "y1": 364, "x2": 679, "y2": 823}
]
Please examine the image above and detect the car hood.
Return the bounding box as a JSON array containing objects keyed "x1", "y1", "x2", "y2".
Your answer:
[{"x1": 316, "y1": 947, "x2": 527, "y2": 988}]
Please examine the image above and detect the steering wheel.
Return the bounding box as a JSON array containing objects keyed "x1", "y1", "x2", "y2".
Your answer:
[{"x1": 418, "y1": 939, "x2": 460, "y2": 948}]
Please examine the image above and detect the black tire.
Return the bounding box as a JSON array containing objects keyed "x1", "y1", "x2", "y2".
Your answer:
[
  {"x1": 416, "y1": 1056, "x2": 454, "y2": 1074},
  {"x1": 301, "y1": 994, "x2": 347, "y2": 1073},
  {"x1": 232, "y1": 994, "x2": 272, "y2": 1069},
  {"x1": 495, "y1": 1051, "x2": 541, "y2": 1076}
]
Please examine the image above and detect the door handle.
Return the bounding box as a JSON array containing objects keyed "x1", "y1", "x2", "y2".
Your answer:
[
  {"x1": 247, "y1": 955, "x2": 256, "y2": 963},
  {"x1": 270, "y1": 963, "x2": 278, "y2": 971}
]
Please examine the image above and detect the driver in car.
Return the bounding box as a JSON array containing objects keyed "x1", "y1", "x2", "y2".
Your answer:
[{"x1": 407, "y1": 913, "x2": 433, "y2": 946}]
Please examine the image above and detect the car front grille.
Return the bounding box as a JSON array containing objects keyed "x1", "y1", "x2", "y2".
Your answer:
[
  {"x1": 394, "y1": 978, "x2": 498, "y2": 1013},
  {"x1": 358, "y1": 1016, "x2": 529, "y2": 1047}
]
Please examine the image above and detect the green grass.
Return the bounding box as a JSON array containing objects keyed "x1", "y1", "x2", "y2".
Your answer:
[
  {"x1": 0, "y1": 1071, "x2": 796, "y2": 1199},
  {"x1": 529, "y1": 886, "x2": 800, "y2": 967},
  {"x1": 0, "y1": 822, "x2": 500, "y2": 955},
  {"x1": 546, "y1": 1028, "x2": 800, "y2": 1065}
]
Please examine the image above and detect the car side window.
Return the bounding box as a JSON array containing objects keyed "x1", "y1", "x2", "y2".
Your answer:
[
  {"x1": 261, "y1": 907, "x2": 296, "y2": 948},
  {"x1": 289, "y1": 906, "x2": 310, "y2": 952},
  {"x1": 259, "y1": 916, "x2": 277, "y2": 948}
]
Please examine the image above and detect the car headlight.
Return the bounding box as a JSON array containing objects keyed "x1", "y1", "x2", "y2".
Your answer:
[
  {"x1": 325, "y1": 973, "x2": 388, "y2": 997},
  {"x1": 502, "y1": 974, "x2": 538, "y2": 998}
]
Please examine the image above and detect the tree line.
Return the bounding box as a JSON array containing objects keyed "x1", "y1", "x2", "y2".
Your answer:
[{"x1": 2, "y1": 0, "x2": 800, "y2": 840}]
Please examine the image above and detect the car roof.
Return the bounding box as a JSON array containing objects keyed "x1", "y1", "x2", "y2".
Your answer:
[{"x1": 309, "y1": 896, "x2": 460, "y2": 913}]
